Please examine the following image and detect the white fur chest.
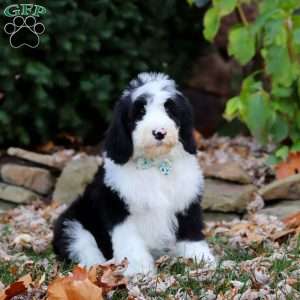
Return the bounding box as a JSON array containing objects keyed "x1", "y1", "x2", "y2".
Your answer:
[{"x1": 103, "y1": 146, "x2": 204, "y2": 250}]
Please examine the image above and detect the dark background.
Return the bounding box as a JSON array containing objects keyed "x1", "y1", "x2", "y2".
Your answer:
[{"x1": 0, "y1": 0, "x2": 241, "y2": 148}]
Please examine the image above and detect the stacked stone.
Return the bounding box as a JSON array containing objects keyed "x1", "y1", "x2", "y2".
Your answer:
[
  {"x1": 0, "y1": 147, "x2": 103, "y2": 213},
  {"x1": 1, "y1": 146, "x2": 299, "y2": 222},
  {"x1": 200, "y1": 159, "x2": 300, "y2": 221},
  {"x1": 0, "y1": 148, "x2": 73, "y2": 212}
]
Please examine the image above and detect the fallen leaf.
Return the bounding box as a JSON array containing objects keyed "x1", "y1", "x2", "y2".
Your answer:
[
  {"x1": 283, "y1": 211, "x2": 300, "y2": 228},
  {"x1": 89, "y1": 259, "x2": 128, "y2": 295},
  {"x1": 47, "y1": 266, "x2": 103, "y2": 300},
  {"x1": 13, "y1": 234, "x2": 32, "y2": 248},
  {"x1": 271, "y1": 228, "x2": 296, "y2": 242},
  {"x1": 275, "y1": 152, "x2": 300, "y2": 179},
  {"x1": 0, "y1": 274, "x2": 32, "y2": 300},
  {"x1": 193, "y1": 129, "x2": 202, "y2": 149}
]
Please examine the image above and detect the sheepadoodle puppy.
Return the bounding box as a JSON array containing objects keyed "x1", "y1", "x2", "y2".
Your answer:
[{"x1": 53, "y1": 72, "x2": 215, "y2": 275}]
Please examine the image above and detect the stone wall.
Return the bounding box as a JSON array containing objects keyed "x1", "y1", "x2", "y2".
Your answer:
[{"x1": 1, "y1": 142, "x2": 300, "y2": 221}]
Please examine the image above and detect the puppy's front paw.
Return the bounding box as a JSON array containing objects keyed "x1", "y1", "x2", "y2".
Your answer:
[
  {"x1": 176, "y1": 240, "x2": 216, "y2": 267},
  {"x1": 124, "y1": 256, "x2": 156, "y2": 277}
]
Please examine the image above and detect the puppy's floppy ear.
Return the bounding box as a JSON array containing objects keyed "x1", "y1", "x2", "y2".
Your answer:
[
  {"x1": 176, "y1": 93, "x2": 197, "y2": 155},
  {"x1": 104, "y1": 96, "x2": 133, "y2": 164}
]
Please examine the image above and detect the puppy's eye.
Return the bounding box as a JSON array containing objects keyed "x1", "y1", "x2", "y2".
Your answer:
[
  {"x1": 132, "y1": 100, "x2": 146, "y2": 120},
  {"x1": 164, "y1": 99, "x2": 176, "y2": 114}
]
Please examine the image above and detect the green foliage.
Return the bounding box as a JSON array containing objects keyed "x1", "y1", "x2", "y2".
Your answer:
[
  {"x1": 202, "y1": 0, "x2": 300, "y2": 162},
  {"x1": 0, "y1": 0, "x2": 201, "y2": 146}
]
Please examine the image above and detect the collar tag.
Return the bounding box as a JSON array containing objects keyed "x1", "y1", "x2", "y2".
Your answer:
[{"x1": 136, "y1": 157, "x2": 172, "y2": 175}]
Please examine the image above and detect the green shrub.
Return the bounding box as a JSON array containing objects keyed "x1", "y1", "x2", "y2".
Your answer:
[
  {"x1": 0, "y1": 0, "x2": 202, "y2": 146},
  {"x1": 201, "y1": 0, "x2": 300, "y2": 163}
]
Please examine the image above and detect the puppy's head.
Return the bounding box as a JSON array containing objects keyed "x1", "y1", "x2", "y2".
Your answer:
[{"x1": 105, "y1": 72, "x2": 196, "y2": 164}]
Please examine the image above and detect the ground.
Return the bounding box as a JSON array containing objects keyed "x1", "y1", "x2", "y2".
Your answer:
[{"x1": 0, "y1": 202, "x2": 299, "y2": 300}]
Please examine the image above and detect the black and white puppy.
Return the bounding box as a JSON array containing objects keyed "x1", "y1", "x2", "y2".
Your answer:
[{"x1": 53, "y1": 72, "x2": 215, "y2": 275}]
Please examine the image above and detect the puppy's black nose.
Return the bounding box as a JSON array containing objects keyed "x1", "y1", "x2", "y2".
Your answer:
[{"x1": 152, "y1": 129, "x2": 167, "y2": 141}]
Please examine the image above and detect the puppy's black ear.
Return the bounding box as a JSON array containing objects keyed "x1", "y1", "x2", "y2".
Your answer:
[
  {"x1": 104, "y1": 97, "x2": 133, "y2": 164},
  {"x1": 177, "y1": 93, "x2": 197, "y2": 155}
]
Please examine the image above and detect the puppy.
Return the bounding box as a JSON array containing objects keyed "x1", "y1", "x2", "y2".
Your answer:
[{"x1": 52, "y1": 72, "x2": 215, "y2": 275}]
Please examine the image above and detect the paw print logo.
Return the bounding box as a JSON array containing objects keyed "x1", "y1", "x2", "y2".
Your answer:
[{"x1": 4, "y1": 16, "x2": 45, "y2": 48}]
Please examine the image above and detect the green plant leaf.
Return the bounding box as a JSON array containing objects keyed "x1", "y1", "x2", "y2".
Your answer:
[
  {"x1": 266, "y1": 154, "x2": 280, "y2": 165},
  {"x1": 224, "y1": 96, "x2": 241, "y2": 120},
  {"x1": 263, "y1": 46, "x2": 294, "y2": 86},
  {"x1": 203, "y1": 7, "x2": 221, "y2": 41},
  {"x1": 271, "y1": 86, "x2": 292, "y2": 98},
  {"x1": 228, "y1": 26, "x2": 256, "y2": 65},
  {"x1": 293, "y1": 28, "x2": 300, "y2": 45},
  {"x1": 291, "y1": 141, "x2": 300, "y2": 152},
  {"x1": 263, "y1": 19, "x2": 286, "y2": 47},
  {"x1": 213, "y1": 0, "x2": 237, "y2": 16},
  {"x1": 275, "y1": 145, "x2": 290, "y2": 161},
  {"x1": 243, "y1": 93, "x2": 272, "y2": 144},
  {"x1": 269, "y1": 114, "x2": 289, "y2": 143},
  {"x1": 279, "y1": 0, "x2": 300, "y2": 12}
]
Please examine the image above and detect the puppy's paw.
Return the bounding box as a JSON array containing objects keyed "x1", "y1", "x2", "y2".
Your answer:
[
  {"x1": 123, "y1": 255, "x2": 156, "y2": 277},
  {"x1": 176, "y1": 240, "x2": 216, "y2": 267}
]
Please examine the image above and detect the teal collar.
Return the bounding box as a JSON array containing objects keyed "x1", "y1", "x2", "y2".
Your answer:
[{"x1": 135, "y1": 157, "x2": 173, "y2": 176}]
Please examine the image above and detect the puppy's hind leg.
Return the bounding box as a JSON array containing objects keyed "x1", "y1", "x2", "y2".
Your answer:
[
  {"x1": 61, "y1": 220, "x2": 106, "y2": 267},
  {"x1": 175, "y1": 201, "x2": 216, "y2": 266}
]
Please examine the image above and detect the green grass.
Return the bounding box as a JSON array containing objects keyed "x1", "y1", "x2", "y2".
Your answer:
[
  {"x1": 0, "y1": 247, "x2": 75, "y2": 286},
  {"x1": 1, "y1": 235, "x2": 300, "y2": 299}
]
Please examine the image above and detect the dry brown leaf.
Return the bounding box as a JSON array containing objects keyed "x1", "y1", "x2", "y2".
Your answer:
[
  {"x1": 0, "y1": 274, "x2": 32, "y2": 300},
  {"x1": 193, "y1": 129, "x2": 202, "y2": 149},
  {"x1": 47, "y1": 266, "x2": 103, "y2": 300},
  {"x1": 275, "y1": 152, "x2": 300, "y2": 179},
  {"x1": 36, "y1": 141, "x2": 56, "y2": 153},
  {"x1": 271, "y1": 228, "x2": 296, "y2": 242},
  {"x1": 89, "y1": 259, "x2": 128, "y2": 295},
  {"x1": 283, "y1": 211, "x2": 300, "y2": 228}
]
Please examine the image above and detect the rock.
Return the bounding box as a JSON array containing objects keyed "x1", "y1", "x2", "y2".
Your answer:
[
  {"x1": 0, "y1": 200, "x2": 16, "y2": 213},
  {"x1": 1, "y1": 164, "x2": 54, "y2": 195},
  {"x1": 0, "y1": 183, "x2": 40, "y2": 204},
  {"x1": 259, "y1": 174, "x2": 300, "y2": 201},
  {"x1": 260, "y1": 200, "x2": 300, "y2": 219},
  {"x1": 204, "y1": 212, "x2": 240, "y2": 222},
  {"x1": 53, "y1": 156, "x2": 102, "y2": 204},
  {"x1": 202, "y1": 161, "x2": 252, "y2": 184},
  {"x1": 7, "y1": 148, "x2": 74, "y2": 170},
  {"x1": 202, "y1": 179, "x2": 257, "y2": 213}
]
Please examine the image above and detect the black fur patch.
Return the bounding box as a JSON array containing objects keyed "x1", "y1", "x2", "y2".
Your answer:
[
  {"x1": 176, "y1": 200, "x2": 205, "y2": 241},
  {"x1": 53, "y1": 166, "x2": 129, "y2": 261},
  {"x1": 166, "y1": 93, "x2": 197, "y2": 155},
  {"x1": 104, "y1": 95, "x2": 133, "y2": 165}
]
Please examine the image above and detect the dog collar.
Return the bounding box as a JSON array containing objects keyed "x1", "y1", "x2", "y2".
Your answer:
[{"x1": 135, "y1": 157, "x2": 172, "y2": 176}]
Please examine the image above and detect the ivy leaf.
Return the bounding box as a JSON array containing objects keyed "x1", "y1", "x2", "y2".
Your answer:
[
  {"x1": 224, "y1": 96, "x2": 241, "y2": 120},
  {"x1": 266, "y1": 154, "x2": 280, "y2": 165},
  {"x1": 228, "y1": 27, "x2": 256, "y2": 65},
  {"x1": 203, "y1": 7, "x2": 221, "y2": 41},
  {"x1": 269, "y1": 114, "x2": 289, "y2": 143},
  {"x1": 263, "y1": 46, "x2": 294, "y2": 86},
  {"x1": 291, "y1": 141, "x2": 300, "y2": 152},
  {"x1": 275, "y1": 145, "x2": 290, "y2": 161},
  {"x1": 293, "y1": 28, "x2": 300, "y2": 45},
  {"x1": 279, "y1": 0, "x2": 300, "y2": 12},
  {"x1": 244, "y1": 93, "x2": 272, "y2": 144},
  {"x1": 213, "y1": 0, "x2": 237, "y2": 16}
]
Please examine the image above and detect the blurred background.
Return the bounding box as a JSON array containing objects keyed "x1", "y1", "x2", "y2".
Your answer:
[{"x1": 0, "y1": 0, "x2": 248, "y2": 148}]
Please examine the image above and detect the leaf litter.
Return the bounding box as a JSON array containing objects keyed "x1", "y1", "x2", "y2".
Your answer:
[{"x1": 0, "y1": 201, "x2": 299, "y2": 299}]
